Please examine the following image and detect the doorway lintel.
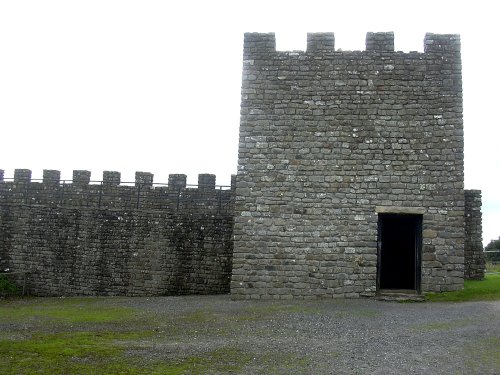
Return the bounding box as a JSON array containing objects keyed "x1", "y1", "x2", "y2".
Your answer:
[{"x1": 375, "y1": 206, "x2": 426, "y2": 215}]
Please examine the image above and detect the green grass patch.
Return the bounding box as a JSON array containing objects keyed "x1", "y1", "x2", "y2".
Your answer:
[
  {"x1": 425, "y1": 274, "x2": 500, "y2": 302},
  {"x1": 0, "y1": 297, "x2": 136, "y2": 324},
  {"x1": 173, "y1": 304, "x2": 322, "y2": 336},
  {"x1": 0, "y1": 331, "x2": 254, "y2": 375},
  {"x1": 486, "y1": 261, "x2": 500, "y2": 273},
  {"x1": 0, "y1": 297, "x2": 321, "y2": 374},
  {"x1": 352, "y1": 308, "x2": 379, "y2": 317},
  {"x1": 0, "y1": 331, "x2": 154, "y2": 375},
  {"x1": 415, "y1": 318, "x2": 473, "y2": 332},
  {"x1": 0, "y1": 298, "x2": 257, "y2": 374},
  {"x1": 463, "y1": 336, "x2": 500, "y2": 370},
  {"x1": 154, "y1": 347, "x2": 253, "y2": 375},
  {"x1": 156, "y1": 348, "x2": 312, "y2": 375},
  {"x1": 179, "y1": 309, "x2": 217, "y2": 324}
]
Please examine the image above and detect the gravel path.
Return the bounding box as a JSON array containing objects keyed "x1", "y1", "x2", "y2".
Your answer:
[
  {"x1": 1, "y1": 295, "x2": 499, "y2": 374},
  {"x1": 120, "y1": 295, "x2": 500, "y2": 374}
]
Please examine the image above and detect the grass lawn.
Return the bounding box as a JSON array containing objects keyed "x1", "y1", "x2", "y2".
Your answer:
[
  {"x1": 0, "y1": 298, "x2": 158, "y2": 374},
  {"x1": 425, "y1": 273, "x2": 500, "y2": 302},
  {"x1": 0, "y1": 298, "x2": 293, "y2": 375},
  {"x1": 486, "y1": 261, "x2": 500, "y2": 273}
]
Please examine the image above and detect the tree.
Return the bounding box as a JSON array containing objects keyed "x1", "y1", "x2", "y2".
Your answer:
[
  {"x1": 485, "y1": 237, "x2": 500, "y2": 262},
  {"x1": 485, "y1": 237, "x2": 500, "y2": 251}
]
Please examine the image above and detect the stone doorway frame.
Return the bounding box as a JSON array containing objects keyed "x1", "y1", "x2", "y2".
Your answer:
[{"x1": 375, "y1": 207, "x2": 424, "y2": 295}]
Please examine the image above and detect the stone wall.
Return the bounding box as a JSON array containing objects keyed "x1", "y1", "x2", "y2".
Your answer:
[
  {"x1": 0, "y1": 169, "x2": 234, "y2": 296},
  {"x1": 0, "y1": 32, "x2": 484, "y2": 299},
  {"x1": 233, "y1": 32, "x2": 467, "y2": 299},
  {"x1": 464, "y1": 190, "x2": 485, "y2": 280}
]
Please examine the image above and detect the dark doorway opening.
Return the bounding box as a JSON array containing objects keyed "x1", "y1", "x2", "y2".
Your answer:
[{"x1": 377, "y1": 214, "x2": 422, "y2": 292}]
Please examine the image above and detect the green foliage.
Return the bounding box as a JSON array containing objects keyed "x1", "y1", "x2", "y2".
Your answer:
[
  {"x1": 485, "y1": 237, "x2": 500, "y2": 263},
  {"x1": 425, "y1": 274, "x2": 500, "y2": 302},
  {"x1": 0, "y1": 274, "x2": 21, "y2": 297},
  {"x1": 485, "y1": 237, "x2": 500, "y2": 251},
  {"x1": 0, "y1": 297, "x2": 135, "y2": 324}
]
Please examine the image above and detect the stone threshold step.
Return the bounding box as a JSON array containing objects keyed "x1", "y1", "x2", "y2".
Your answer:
[{"x1": 375, "y1": 291, "x2": 425, "y2": 302}]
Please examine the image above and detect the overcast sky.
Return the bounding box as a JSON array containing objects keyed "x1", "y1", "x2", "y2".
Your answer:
[{"x1": 0, "y1": 0, "x2": 498, "y2": 245}]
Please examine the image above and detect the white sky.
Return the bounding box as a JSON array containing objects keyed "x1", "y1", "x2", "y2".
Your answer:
[{"x1": 0, "y1": 0, "x2": 498, "y2": 245}]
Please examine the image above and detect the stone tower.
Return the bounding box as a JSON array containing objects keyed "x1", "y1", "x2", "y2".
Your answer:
[{"x1": 232, "y1": 32, "x2": 477, "y2": 299}]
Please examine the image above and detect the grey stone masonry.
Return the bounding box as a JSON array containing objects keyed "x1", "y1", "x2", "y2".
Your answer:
[
  {"x1": 73, "y1": 170, "x2": 91, "y2": 186},
  {"x1": 0, "y1": 169, "x2": 234, "y2": 296},
  {"x1": 232, "y1": 32, "x2": 468, "y2": 299},
  {"x1": 464, "y1": 190, "x2": 485, "y2": 279},
  {"x1": 0, "y1": 33, "x2": 483, "y2": 299},
  {"x1": 103, "y1": 171, "x2": 121, "y2": 186}
]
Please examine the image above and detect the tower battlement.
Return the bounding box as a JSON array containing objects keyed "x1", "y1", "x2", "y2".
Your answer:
[{"x1": 243, "y1": 32, "x2": 460, "y2": 55}]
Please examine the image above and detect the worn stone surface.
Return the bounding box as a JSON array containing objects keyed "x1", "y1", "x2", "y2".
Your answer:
[
  {"x1": 464, "y1": 190, "x2": 485, "y2": 280},
  {"x1": 232, "y1": 32, "x2": 469, "y2": 299},
  {"x1": 0, "y1": 170, "x2": 234, "y2": 296}
]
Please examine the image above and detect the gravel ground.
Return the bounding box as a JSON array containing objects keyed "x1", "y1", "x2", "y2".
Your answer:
[
  {"x1": 119, "y1": 295, "x2": 500, "y2": 374},
  {"x1": 1, "y1": 295, "x2": 499, "y2": 374}
]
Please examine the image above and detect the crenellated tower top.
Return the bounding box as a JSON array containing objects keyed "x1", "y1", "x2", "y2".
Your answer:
[{"x1": 243, "y1": 31, "x2": 460, "y2": 56}]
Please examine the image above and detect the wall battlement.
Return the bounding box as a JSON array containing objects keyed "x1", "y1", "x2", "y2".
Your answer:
[
  {"x1": 1, "y1": 168, "x2": 233, "y2": 189},
  {"x1": 0, "y1": 169, "x2": 235, "y2": 212}
]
